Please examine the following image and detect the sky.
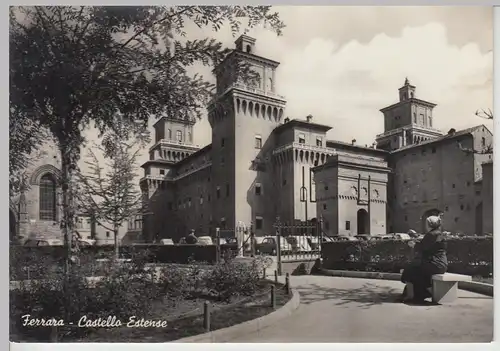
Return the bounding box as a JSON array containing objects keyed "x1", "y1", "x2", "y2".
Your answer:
[{"x1": 81, "y1": 6, "x2": 493, "y2": 176}]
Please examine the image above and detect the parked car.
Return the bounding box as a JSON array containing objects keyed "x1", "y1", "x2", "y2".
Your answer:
[
  {"x1": 307, "y1": 236, "x2": 321, "y2": 250},
  {"x1": 24, "y1": 238, "x2": 63, "y2": 247},
  {"x1": 354, "y1": 235, "x2": 371, "y2": 241},
  {"x1": 286, "y1": 236, "x2": 313, "y2": 253},
  {"x1": 393, "y1": 233, "x2": 411, "y2": 241},
  {"x1": 258, "y1": 236, "x2": 293, "y2": 255},
  {"x1": 78, "y1": 238, "x2": 96, "y2": 247},
  {"x1": 159, "y1": 238, "x2": 174, "y2": 245},
  {"x1": 335, "y1": 236, "x2": 358, "y2": 242},
  {"x1": 197, "y1": 236, "x2": 213, "y2": 245}
]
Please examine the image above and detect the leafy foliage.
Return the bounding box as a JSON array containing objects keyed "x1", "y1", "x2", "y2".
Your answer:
[
  {"x1": 10, "y1": 6, "x2": 285, "y2": 272},
  {"x1": 206, "y1": 258, "x2": 263, "y2": 301},
  {"x1": 321, "y1": 237, "x2": 493, "y2": 276},
  {"x1": 76, "y1": 115, "x2": 144, "y2": 255}
]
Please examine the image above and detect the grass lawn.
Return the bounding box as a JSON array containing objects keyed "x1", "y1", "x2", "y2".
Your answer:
[
  {"x1": 10, "y1": 281, "x2": 291, "y2": 343},
  {"x1": 58, "y1": 281, "x2": 290, "y2": 342}
]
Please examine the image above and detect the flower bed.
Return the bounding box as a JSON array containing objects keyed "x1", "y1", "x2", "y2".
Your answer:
[{"x1": 10, "y1": 254, "x2": 285, "y2": 342}]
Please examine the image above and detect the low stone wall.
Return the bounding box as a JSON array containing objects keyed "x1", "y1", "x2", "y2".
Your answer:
[{"x1": 319, "y1": 268, "x2": 494, "y2": 297}]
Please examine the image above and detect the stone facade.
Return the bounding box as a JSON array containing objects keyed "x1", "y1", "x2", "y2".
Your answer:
[
  {"x1": 140, "y1": 35, "x2": 494, "y2": 240},
  {"x1": 12, "y1": 35, "x2": 493, "y2": 243},
  {"x1": 10, "y1": 136, "x2": 137, "y2": 245}
]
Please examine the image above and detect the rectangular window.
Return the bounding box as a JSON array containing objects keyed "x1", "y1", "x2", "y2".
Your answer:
[
  {"x1": 282, "y1": 179, "x2": 287, "y2": 186},
  {"x1": 310, "y1": 168, "x2": 316, "y2": 202},
  {"x1": 255, "y1": 183, "x2": 262, "y2": 195},
  {"x1": 323, "y1": 204, "x2": 327, "y2": 210},
  {"x1": 298, "y1": 133, "x2": 306, "y2": 144},
  {"x1": 316, "y1": 137, "x2": 323, "y2": 147},
  {"x1": 221, "y1": 138, "x2": 225, "y2": 147},
  {"x1": 255, "y1": 135, "x2": 262, "y2": 149},
  {"x1": 216, "y1": 186, "x2": 221, "y2": 199},
  {"x1": 220, "y1": 217, "x2": 226, "y2": 229},
  {"x1": 106, "y1": 231, "x2": 110, "y2": 238},
  {"x1": 159, "y1": 169, "x2": 165, "y2": 175},
  {"x1": 345, "y1": 221, "x2": 350, "y2": 230},
  {"x1": 255, "y1": 217, "x2": 263, "y2": 230},
  {"x1": 221, "y1": 156, "x2": 225, "y2": 166}
]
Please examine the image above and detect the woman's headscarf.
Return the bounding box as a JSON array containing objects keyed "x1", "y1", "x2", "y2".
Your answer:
[{"x1": 426, "y1": 215, "x2": 442, "y2": 230}]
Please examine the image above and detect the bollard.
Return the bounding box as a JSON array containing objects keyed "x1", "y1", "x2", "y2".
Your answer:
[
  {"x1": 274, "y1": 270, "x2": 278, "y2": 283},
  {"x1": 271, "y1": 285, "x2": 276, "y2": 309},
  {"x1": 285, "y1": 273, "x2": 291, "y2": 296},
  {"x1": 263, "y1": 268, "x2": 266, "y2": 279},
  {"x1": 203, "y1": 301, "x2": 211, "y2": 332}
]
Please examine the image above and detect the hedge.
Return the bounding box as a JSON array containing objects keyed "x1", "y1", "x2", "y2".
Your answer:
[
  {"x1": 10, "y1": 244, "x2": 247, "y2": 280},
  {"x1": 321, "y1": 237, "x2": 493, "y2": 277}
]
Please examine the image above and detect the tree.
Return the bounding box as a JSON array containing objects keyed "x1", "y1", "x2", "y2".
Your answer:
[
  {"x1": 475, "y1": 108, "x2": 493, "y2": 120},
  {"x1": 77, "y1": 116, "x2": 144, "y2": 259},
  {"x1": 9, "y1": 110, "x2": 45, "y2": 197},
  {"x1": 10, "y1": 5, "x2": 284, "y2": 292}
]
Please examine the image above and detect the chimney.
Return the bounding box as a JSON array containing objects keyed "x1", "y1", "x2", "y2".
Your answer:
[
  {"x1": 284, "y1": 117, "x2": 290, "y2": 123},
  {"x1": 447, "y1": 128, "x2": 456, "y2": 136},
  {"x1": 306, "y1": 114, "x2": 313, "y2": 123},
  {"x1": 372, "y1": 142, "x2": 377, "y2": 149},
  {"x1": 351, "y1": 139, "x2": 356, "y2": 145}
]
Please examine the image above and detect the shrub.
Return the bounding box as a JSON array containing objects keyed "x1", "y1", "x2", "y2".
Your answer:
[
  {"x1": 206, "y1": 258, "x2": 262, "y2": 302},
  {"x1": 10, "y1": 252, "x2": 162, "y2": 342},
  {"x1": 321, "y1": 236, "x2": 493, "y2": 276}
]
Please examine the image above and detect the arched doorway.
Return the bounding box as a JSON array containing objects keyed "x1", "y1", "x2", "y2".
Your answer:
[
  {"x1": 421, "y1": 208, "x2": 442, "y2": 232},
  {"x1": 10, "y1": 209, "x2": 16, "y2": 243},
  {"x1": 357, "y1": 209, "x2": 369, "y2": 234}
]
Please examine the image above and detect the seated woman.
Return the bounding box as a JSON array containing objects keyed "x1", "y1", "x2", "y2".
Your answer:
[{"x1": 400, "y1": 215, "x2": 448, "y2": 303}]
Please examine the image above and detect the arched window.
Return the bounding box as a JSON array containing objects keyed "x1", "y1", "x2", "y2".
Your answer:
[
  {"x1": 188, "y1": 132, "x2": 192, "y2": 142},
  {"x1": 39, "y1": 174, "x2": 56, "y2": 221},
  {"x1": 176, "y1": 130, "x2": 183, "y2": 142},
  {"x1": 246, "y1": 45, "x2": 252, "y2": 53},
  {"x1": 167, "y1": 129, "x2": 172, "y2": 139}
]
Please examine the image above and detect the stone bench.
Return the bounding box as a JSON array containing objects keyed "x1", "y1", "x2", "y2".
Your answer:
[{"x1": 431, "y1": 273, "x2": 472, "y2": 304}]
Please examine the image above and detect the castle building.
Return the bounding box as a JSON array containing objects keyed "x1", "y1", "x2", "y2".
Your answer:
[
  {"x1": 140, "y1": 35, "x2": 493, "y2": 241},
  {"x1": 11, "y1": 35, "x2": 492, "y2": 244}
]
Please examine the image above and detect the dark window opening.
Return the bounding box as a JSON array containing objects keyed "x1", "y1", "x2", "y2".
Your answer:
[
  {"x1": 255, "y1": 184, "x2": 262, "y2": 195},
  {"x1": 345, "y1": 221, "x2": 351, "y2": 230},
  {"x1": 255, "y1": 217, "x2": 263, "y2": 230},
  {"x1": 39, "y1": 174, "x2": 57, "y2": 221}
]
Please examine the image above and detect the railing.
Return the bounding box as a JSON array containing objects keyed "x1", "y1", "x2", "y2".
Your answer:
[
  {"x1": 149, "y1": 140, "x2": 201, "y2": 152},
  {"x1": 210, "y1": 83, "x2": 286, "y2": 105},
  {"x1": 375, "y1": 124, "x2": 442, "y2": 139},
  {"x1": 140, "y1": 162, "x2": 212, "y2": 184},
  {"x1": 273, "y1": 142, "x2": 335, "y2": 156}
]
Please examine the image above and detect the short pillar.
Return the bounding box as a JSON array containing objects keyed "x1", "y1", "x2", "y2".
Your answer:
[{"x1": 432, "y1": 280, "x2": 459, "y2": 304}]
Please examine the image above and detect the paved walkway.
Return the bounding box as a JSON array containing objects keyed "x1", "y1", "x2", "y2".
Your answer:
[{"x1": 232, "y1": 275, "x2": 493, "y2": 343}]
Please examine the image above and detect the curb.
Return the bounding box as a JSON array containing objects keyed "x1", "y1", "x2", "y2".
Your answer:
[
  {"x1": 318, "y1": 268, "x2": 493, "y2": 297},
  {"x1": 172, "y1": 288, "x2": 300, "y2": 343}
]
